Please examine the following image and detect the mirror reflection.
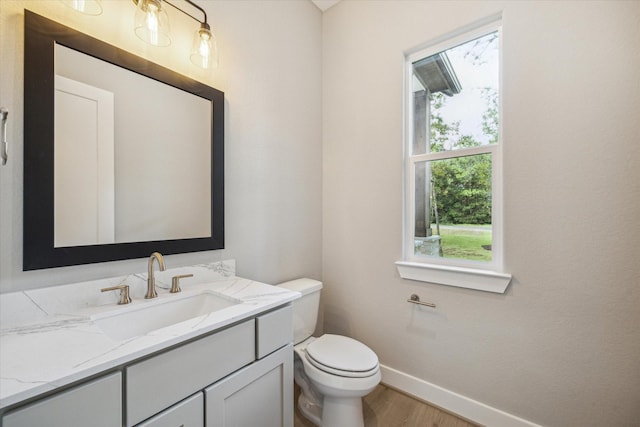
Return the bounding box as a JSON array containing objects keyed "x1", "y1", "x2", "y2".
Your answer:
[{"x1": 54, "y1": 44, "x2": 212, "y2": 247}]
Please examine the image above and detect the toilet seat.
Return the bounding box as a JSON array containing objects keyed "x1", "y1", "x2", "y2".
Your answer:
[{"x1": 305, "y1": 334, "x2": 379, "y2": 378}]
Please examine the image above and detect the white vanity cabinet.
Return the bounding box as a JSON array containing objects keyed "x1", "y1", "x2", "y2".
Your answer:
[
  {"x1": 126, "y1": 319, "x2": 256, "y2": 426},
  {"x1": 0, "y1": 304, "x2": 294, "y2": 427},
  {"x1": 1, "y1": 372, "x2": 122, "y2": 427},
  {"x1": 126, "y1": 304, "x2": 294, "y2": 427}
]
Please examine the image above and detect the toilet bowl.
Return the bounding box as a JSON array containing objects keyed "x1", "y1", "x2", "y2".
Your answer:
[{"x1": 277, "y1": 279, "x2": 381, "y2": 427}]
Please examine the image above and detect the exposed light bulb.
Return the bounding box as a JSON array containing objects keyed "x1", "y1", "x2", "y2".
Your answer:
[
  {"x1": 134, "y1": 0, "x2": 170, "y2": 47},
  {"x1": 191, "y1": 24, "x2": 218, "y2": 69}
]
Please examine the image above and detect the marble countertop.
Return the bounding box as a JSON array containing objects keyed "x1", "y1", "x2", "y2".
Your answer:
[{"x1": 0, "y1": 260, "x2": 299, "y2": 410}]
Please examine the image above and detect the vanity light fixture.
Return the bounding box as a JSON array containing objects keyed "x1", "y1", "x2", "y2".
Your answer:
[
  {"x1": 61, "y1": 0, "x2": 103, "y2": 16},
  {"x1": 133, "y1": 0, "x2": 218, "y2": 69}
]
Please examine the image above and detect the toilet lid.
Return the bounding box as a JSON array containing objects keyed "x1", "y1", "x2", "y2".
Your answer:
[{"x1": 305, "y1": 334, "x2": 379, "y2": 378}]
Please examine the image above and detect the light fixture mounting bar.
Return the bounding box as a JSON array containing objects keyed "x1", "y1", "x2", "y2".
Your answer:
[{"x1": 164, "y1": 0, "x2": 208, "y2": 25}]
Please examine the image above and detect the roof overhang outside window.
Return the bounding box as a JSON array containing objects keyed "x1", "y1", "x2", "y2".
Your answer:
[{"x1": 413, "y1": 53, "x2": 462, "y2": 96}]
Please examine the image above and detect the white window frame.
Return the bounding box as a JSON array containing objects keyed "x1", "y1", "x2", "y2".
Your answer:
[{"x1": 396, "y1": 16, "x2": 512, "y2": 293}]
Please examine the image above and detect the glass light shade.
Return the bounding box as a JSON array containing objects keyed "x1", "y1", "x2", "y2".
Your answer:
[
  {"x1": 190, "y1": 25, "x2": 218, "y2": 69},
  {"x1": 61, "y1": 0, "x2": 103, "y2": 15},
  {"x1": 134, "y1": 0, "x2": 171, "y2": 47}
]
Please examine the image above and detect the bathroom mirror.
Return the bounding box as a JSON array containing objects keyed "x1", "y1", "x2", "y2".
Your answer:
[{"x1": 23, "y1": 11, "x2": 225, "y2": 270}]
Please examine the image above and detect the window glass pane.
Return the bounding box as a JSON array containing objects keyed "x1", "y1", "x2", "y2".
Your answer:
[
  {"x1": 414, "y1": 154, "x2": 492, "y2": 261},
  {"x1": 411, "y1": 31, "x2": 499, "y2": 155}
]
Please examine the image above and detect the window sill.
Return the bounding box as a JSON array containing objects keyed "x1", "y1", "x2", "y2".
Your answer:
[{"x1": 395, "y1": 261, "x2": 512, "y2": 293}]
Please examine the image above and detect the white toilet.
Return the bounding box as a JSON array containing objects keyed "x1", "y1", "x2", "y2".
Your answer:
[{"x1": 277, "y1": 279, "x2": 381, "y2": 427}]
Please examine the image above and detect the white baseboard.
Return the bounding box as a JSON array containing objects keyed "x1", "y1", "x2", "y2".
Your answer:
[{"x1": 379, "y1": 365, "x2": 541, "y2": 427}]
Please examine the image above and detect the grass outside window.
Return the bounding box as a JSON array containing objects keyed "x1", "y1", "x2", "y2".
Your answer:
[{"x1": 417, "y1": 224, "x2": 492, "y2": 262}]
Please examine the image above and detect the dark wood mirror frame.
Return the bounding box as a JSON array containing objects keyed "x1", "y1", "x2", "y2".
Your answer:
[{"x1": 23, "y1": 10, "x2": 225, "y2": 271}]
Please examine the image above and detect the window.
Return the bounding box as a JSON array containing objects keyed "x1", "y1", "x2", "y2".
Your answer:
[{"x1": 397, "y1": 18, "x2": 511, "y2": 293}]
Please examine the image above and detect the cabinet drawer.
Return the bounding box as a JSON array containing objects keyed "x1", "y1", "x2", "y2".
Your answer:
[
  {"x1": 256, "y1": 305, "x2": 292, "y2": 359},
  {"x1": 136, "y1": 393, "x2": 203, "y2": 427},
  {"x1": 126, "y1": 320, "x2": 255, "y2": 427},
  {"x1": 2, "y1": 372, "x2": 122, "y2": 427}
]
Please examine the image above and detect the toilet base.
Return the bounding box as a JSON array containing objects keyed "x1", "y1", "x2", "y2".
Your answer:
[
  {"x1": 297, "y1": 393, "x2": 365, "y2": 427},
  {"x1": 297, "y1": 392, "x2": 322, "y2": 426},
  {"x1": 321, "y1": 396, "x2": 364, "y2": 427}
]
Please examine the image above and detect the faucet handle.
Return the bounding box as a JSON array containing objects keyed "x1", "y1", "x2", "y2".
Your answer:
[
  {"x1": 170, "y1": 274, "x2": 194, "y2": 293},
  {"x1": 101, "y1": 285, "x2": 132, "y2": 305}
]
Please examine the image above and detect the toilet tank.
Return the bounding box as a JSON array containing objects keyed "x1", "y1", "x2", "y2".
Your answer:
[{"x1": 277, "y1": 278, "x2": 322, "y2": 344}]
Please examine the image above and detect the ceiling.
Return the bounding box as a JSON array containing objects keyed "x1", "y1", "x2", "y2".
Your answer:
[{"x1": 311, "y1": 0, "x2": 341, "y2": 12}]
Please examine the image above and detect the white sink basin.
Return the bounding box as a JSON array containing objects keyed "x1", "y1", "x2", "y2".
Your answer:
[{"x1": 91, "y1": 292, "x2": 241, "y2": 341}]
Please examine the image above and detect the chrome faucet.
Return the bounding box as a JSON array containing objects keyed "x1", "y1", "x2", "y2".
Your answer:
[{"x1": 145, "y1": 252, "x2": 166, "y2": 299}]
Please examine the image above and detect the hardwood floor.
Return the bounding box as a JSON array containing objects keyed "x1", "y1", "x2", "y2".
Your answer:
[{"x1": 294, "y1": 384, "x2": 481, "y2": 427}]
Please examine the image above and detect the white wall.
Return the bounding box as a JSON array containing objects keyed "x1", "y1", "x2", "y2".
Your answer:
[
  {"x1": 322, "y1": 1, "x2": 640, "y2": 426},
  {"x1": 0, "y1": 0, "x2": 322, "y2": 291}
]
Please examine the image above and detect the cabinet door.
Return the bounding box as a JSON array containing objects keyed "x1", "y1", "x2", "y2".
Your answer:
[
  {"x1": 2, "y1": 372, "x2": 122, "y2": 427},
  {"x1": 136, "y1": 393, "x2": 203, "y2": 427},
  {"x1": 205, "y1": 344, "x2": 293, "y2": 427}
]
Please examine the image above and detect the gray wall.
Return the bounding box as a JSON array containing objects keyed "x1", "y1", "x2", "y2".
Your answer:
[
  {"x1": 0, "y1": 0, "x2": 322, "y2": 291},
  {"x1": 322, "y1": 1, "x2": 640, "y2": 426}
]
